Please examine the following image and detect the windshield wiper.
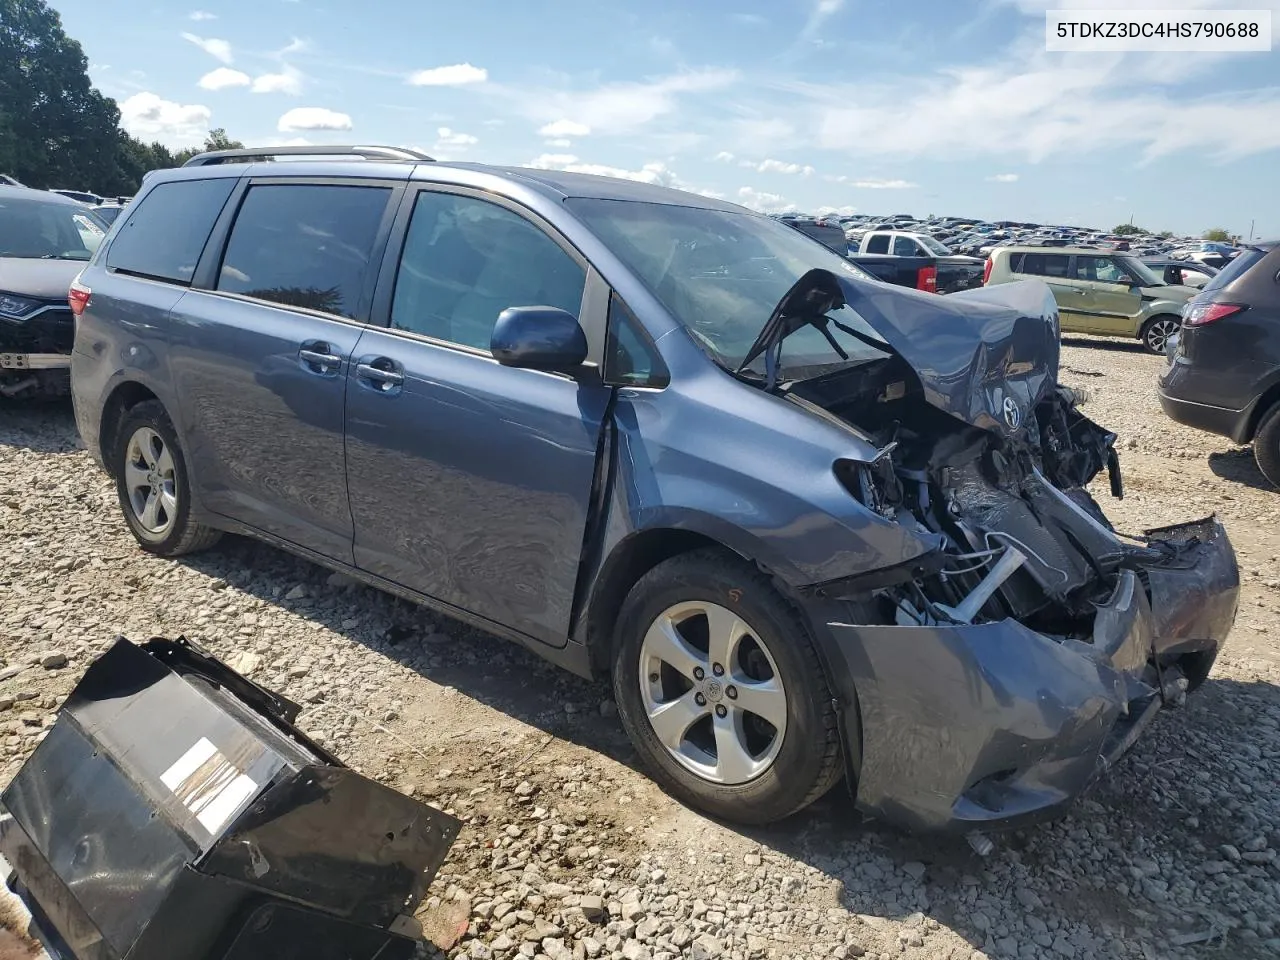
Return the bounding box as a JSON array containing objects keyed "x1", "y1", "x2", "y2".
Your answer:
[{"x1": 735, "y1": 268, "x2": 886, "y2": 390}]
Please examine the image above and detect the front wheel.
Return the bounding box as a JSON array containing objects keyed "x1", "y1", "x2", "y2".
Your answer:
[
  {"x1": 611, "y1": 549, "x2": 843, "y2": 825},
  {"x1": 1141, "y1": 315, "x2": 1181, "y2": 355}
]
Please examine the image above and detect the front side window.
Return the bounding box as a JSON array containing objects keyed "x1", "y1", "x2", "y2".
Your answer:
[
  {"x1": 107, "y1": 178, "x2": 234, "y2": 282},
  {"x1": 217, "y1": 184, "x2": 392, "y2": 318},
  {"x1": 606, "y1": 294, "x2": 668, "y2": 388},
  {"x1": 891, "y1": 235, "x2": 917, "y2": 257},
  {"x1": 391, "y1": 191, "x2": 586, "y2": 352}
]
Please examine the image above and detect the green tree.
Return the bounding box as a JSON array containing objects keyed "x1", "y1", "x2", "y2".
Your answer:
[
  {"x1": 1113, "y1": 223, "x2": 1148, "y2": 236},
  {"x1": 173, "y1": 128, "x2": 246, "y2": 167},
  {"x1": 1203, "y1": 227, "x2": 1230, "y2": 242},
  {"x1": 1157, "y1": 230, "x2": 1174, "y2": 239}
]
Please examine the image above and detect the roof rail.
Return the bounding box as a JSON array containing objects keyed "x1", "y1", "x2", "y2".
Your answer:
[{"x1": 182, "y1": 145, "x2": 435, "y2": 167}]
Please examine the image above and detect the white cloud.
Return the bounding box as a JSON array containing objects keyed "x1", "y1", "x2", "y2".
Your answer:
[
  {"x1": 987, "y1": 173, "x2": 1020, "y2": 182},
  {"x1": 276, "y1": 37, "x2": 307, "y2": 57},
  {"x1": 408, "y1": 63, "x2": 488, "y2": 86},
  {"x1": 803, "y1": 0, "x2": 845, "y2": 38},
  {"x1": 713, "y1": 151, "x2": 735, "y2": 162},
  {"x1": 825, "y1": 175, "x2": 918, "y2": 188},
  {"x1": 198, "y1": 68, "x2": 250, "y2": 91},
  {"x1": 818, "y1": 205, "x2": 859, "y2": 217},
  {"x1": 181, "y1": 32, "x2": 232, "y2": 64},
  {"x1": 528, "y1": 154, "x2": 681, "y2": 187},
  {"x1": 736, "y1": 186, "x2": 796, "y2": 214},
  {"x1": 515, "y1": 69, "x2": 738, "y2": 135},
  {"x1": 754, "y1": 159, "x2": 815, "y2": 175},
  {"x1": 435, "y1": 127, "x2": 478, "y2": 146},
  {"x1": 278, "y1": 107, "x2": 352, "y2": 131},
  {"x1": 189, "y1": 10, "x2": 216, "y2": 20},
  {"x1": 539, "y1": 119, "x2": 591, "y2": 138},
  {"x1": 252, "y1": 66, "x2": 304, "y2": 95},
  {"x1": 119, "y1": 92, "x2": 211, "y2": 147}
]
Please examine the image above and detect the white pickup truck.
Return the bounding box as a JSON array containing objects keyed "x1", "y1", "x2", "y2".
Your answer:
[{"x1": 853, "y1": 230, "x2": 986, "y2": 293}]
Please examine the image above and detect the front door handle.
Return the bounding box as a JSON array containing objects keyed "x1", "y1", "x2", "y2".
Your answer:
[
  {"x1": 298, "y1": 340, "x2": 343, "y2": 375},
  {"x1": 355, "y1": 356, "x2": 405, "y2": 392}
]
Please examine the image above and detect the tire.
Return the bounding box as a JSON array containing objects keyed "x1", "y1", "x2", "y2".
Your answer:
[
  {"x1": 1254, "y1": 402, "x2": 1280, "y2": 490},
  {"x1": 611, "y1": 548, "x2": 843, "y2": 825},
  {"x1": 1140, "y1": 314, "x2": 1181, "y2": 355},
  {"x1": 113, "y1": 400, "x2": 222, "y2": 556}
]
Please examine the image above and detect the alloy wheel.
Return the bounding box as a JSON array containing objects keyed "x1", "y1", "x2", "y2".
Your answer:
[
  {"x1": 638, "y1": 601, "x2": 788, "y2": 785},
  {"x1": 1145, "y1": 317, "x2": 1180, "y2": 354},
  {"x1": 123, "y1": 426, "x2": 178, "y2": 536}
]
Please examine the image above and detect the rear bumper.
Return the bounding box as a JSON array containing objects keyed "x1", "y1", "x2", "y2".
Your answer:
[
  {"x1": 811, "y1": 517, "x2": 1238, "y2": 833},
  {"x1": 1157, "y1": 388, "x2": 1252, "y2": 444}
]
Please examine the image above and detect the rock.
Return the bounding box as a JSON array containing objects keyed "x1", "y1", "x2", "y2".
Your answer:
[
  {"x1": 36, "y1": 651, "x2": 67, "y2": 670},
  {"x1": 284, "y1": 584, "x2": 307, "y2": 601},
  {"x1": 744, "y1": 853, "x2": 762, "y2": 867},
  {"x1": 579, "y1": 894, "x2": 606, "y2": 921},
  {"x1": 582, "y1": 937, "x2": 603, "y2": 958},
  {"x1": 1220, "y1": 844, "x2": 1242, "y2": 862},
  {"x1": 231, "y1": 652, "x2": 260, "y2": 675},
  {"x1": 689, "y1": 934, "x2": 722, "y2": 960},
  {"x1": 636, "y1": 916, "x2": 660, "y2": 940},
  {"x1": 541, "y1": 937, "x2": 572, "y2": 960},
  {"x1": 0, "y1": 697, "x2": 13, "y2": 711},
  {"x1": 288, "y1": 664, "x2": 310, "y2": 679},
  {"x1": 902, "y1": 861, "x2": 926, "y2": 881},
  {"x1": 1014, "y1": 888, "x2": 1043, "y2": 910},
  {"x1": 0, "y1": 666, "x2": 23, "y2": 682},
  {"x1": 620, "y1": 940, "x2": 649, "y2": 960}
]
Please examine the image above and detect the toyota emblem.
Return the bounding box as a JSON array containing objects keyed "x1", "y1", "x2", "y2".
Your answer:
[{"x1": 1002, "y1": 396, "x2": 1022, "y2": 430}]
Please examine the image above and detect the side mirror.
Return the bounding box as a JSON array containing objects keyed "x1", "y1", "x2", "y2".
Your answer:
[{"x1": 491, "y1": 306, "x2": 588, "y2": 373}]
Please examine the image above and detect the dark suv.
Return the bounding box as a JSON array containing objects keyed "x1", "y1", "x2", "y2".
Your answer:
[
  {"x1": 1158, "y1": 240, "x2": 1280, "y2": 487},
  {"x1": 71, "y1": 146, "x2": 1238, "y2": 832}
]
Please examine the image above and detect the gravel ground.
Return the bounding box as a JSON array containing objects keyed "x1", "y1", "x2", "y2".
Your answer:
[{"x1": 1, "y1": 337, "x2": 1278, "y2": 960}]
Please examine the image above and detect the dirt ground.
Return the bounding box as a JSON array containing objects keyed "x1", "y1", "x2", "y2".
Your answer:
[{"x1": 1, "y1": 336, "x2": 1278, "y2": 960}]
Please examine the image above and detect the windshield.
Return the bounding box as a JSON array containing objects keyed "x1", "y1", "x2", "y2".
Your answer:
[
  {"x1": 568, "y1": 198, "x2": 888, "y2": 375},
  {"x1": 0, "y1": 196, "x2": 106, "y2": 260},
  {"x1": 1118, "y1": 256, "x2": 1163, "y2": 286},
  {"x1": 1201, "y1": 247, "x2": 1266, "y2": 292},
  {"x1": 920, "y1": 236, "x2": 952, "y2": 255}
]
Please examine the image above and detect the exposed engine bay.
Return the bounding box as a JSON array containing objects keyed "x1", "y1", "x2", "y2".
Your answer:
[{"x1": 763, "y1": 268, "x2": 1234, "y2": 670}]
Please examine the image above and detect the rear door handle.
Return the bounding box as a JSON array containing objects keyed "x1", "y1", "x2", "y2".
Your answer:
[
  {"x1": 298, "y1": 340, "x2": 343, "y2": 375},
  {"x1": 355, "y1": 356, "x2": 405, "y2": 392}
]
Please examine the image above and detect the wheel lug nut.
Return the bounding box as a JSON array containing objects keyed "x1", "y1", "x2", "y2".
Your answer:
[
  {"x1": 693, "y1": 667, "x2": 704, "y2": 680},
  {"x1": 648, "y1": 673, "x2": 659, "y2": 683},
  {"x1": 712, "y1": 663, "x2": 724, "y2": 676},
  {"x1": 726, "y1": 686, "x2": 737, "y2": 699},
  {"x1": 695, "y1": 693, "x2": 706, "y2": 706},
  {"x1": 715, "y1": 704, "x2": 727, "y2": 718}
]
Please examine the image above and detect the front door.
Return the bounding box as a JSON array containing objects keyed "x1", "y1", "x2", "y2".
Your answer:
[
  {"x1": 344, "y1": 187, "x2": 611, "y2": 647},
  {"x1": 1071, "y1": 255, "x2": 1144, "y2": 336},
  {"x1": 169, "y1": 180, "x2": 399, "y2": 562}
]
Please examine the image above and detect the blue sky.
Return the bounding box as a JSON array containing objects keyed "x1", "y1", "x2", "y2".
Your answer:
[{"x1": 55, "y1": 0, "x2": 1280, "y2": 237}]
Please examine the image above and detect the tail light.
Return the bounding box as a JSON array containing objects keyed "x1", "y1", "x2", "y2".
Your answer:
[
  {"x1": 916, "y1": 265, "x2": 937, "y2": 293},
  {"x1": 1183, "y1": 302, "x2": 1245, "y2": 327},
  {"x1": 68, "y1": 279, "x2": 91, "y2": 317},
  {"x1": 983, "y1": 258, "x2": 993, "y2": 285}
]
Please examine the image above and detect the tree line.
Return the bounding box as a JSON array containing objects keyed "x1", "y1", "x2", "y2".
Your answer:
[{"x1": 0, "y1": 0, "x2": 242, "y2": 196}]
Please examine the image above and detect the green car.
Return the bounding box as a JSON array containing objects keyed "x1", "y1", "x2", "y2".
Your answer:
[{"x1": 985, "y1": 246, "x2": 1197, "y2": 353}]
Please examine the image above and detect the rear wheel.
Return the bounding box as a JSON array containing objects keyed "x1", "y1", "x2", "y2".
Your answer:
[
  {"x1": 1254, "y1": 402, "x2": 1280, "y2": 489},
  {"x1": 1140, "y1": 315, "x2": 1181, "y2": 355},
  {"x1": 611, "y1": 549, "x2": 843, "y2": 825},
  {"x1": 113, "y1": 400, "x2": 222, "y2": 556}
]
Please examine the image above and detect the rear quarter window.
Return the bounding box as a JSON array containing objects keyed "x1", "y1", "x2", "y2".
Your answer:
[
  {"x1": 106, "y1": 178, "x2": 236, "y2": 284},
  {"x1": 1200, "y1": 247, "x2": 1269, "y2": 293}
]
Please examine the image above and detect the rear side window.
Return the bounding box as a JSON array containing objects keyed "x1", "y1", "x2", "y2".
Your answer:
[
  {"x1": 106, "y1": 178, "x2": 235, "y2": 284},
  {"x1": 217, "y1": 184, "x2": 392, "y2": 319},
  {"x1": 865, "y1": 234, "x2": 890, "y2": 254},
  {"x1": 1201, "y1": 248, "x2": 1267, "y2": 293},
  {"x1": 891, "y1": 235, "x2": 917, "y2": 257},
  {"x1": 1012, "y1": 253, "x2": 1070, "y2": 278}
]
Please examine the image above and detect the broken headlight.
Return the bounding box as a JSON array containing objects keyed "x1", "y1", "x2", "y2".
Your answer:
[{"x1": 835, "y1": 453, "x2": 902, "y2": 520}]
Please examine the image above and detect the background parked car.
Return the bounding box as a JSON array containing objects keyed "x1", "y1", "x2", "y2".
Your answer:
[
  {"x1": 985, "y1": 246, "x2": 1197, "y2": 353},
  {"x1": 1143, "y1": 257, "x2": 1218, "y2": 288},
  {"x1": 1159, "y1": 240, "x2": 1280, "y2": 488},
  {"x1": 92, "y1": 202, "x2": 127, "y2": 226},
  {"x1": 48, "y1": 188, "x2": 105, "y2": 206},
  {"x1": 0, "y1": 185, "x2": 107, "y2": 397}
]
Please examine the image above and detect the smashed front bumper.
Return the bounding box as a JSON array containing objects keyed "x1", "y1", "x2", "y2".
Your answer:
[{"x1": 819, "y1": 517, "x2": 1238, "y2": 833}]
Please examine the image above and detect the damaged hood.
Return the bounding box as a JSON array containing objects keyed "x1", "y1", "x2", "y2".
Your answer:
[{"x1": 752, "y1": 269, "x2": 1062, "y2": 438}]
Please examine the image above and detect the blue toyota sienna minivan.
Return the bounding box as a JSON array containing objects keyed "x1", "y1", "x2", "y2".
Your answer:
[{"x1": 70, "y1": 146, "x2": 1238, "y2": 833}]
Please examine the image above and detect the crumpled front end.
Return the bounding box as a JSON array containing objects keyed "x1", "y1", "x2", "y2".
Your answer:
[{"x1": 789, "y1": 365, "x2": 1239, "y2": 831}]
